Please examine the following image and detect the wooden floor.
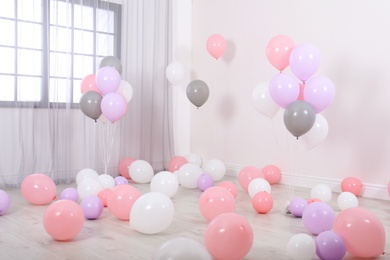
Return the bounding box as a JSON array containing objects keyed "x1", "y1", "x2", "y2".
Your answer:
[{"x1": 0, "y1": 175, "x2": 389, "y2": 260}]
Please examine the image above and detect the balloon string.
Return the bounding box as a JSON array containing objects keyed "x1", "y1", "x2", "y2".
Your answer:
[{"x1": 105, "y1": 123, "x2": 117, "y2": 175}]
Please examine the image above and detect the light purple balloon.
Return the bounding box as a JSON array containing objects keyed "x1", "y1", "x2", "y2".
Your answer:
[
  {"x1": 302, "y1": 201, "x2": 335, "y2": 235},
  {"x1": 304, "y1": 76, "x2": 335, "y2": 113},
  {"x1": 197, "y1": 173, "x2": 214, "y2": 192},
  {"x1": 269, "y1": 73, "x2": 300, "y2": 108},
  {"x1": 315, "y1": 231, "x2": 346, "y2": 260},
  {"x1": 114, "y1": 176, "x2": 128, "y2": 186},
  {"x1": 0, "y1": 190, "x2": 10, "y2": 216},
  {"x1": 80, "y1": 195, "x2": 104, "y2": 220},
  {"x1": 96, "y1": 66, "x2": 121, "y2": 95},
  {"x1": 288, "y1": 197, "x2": 308, "y2": 217},
  {"x1": 289, "y1": 43, "x2": 321, "y2": 82},
  {"x1": 101, "y1": 92, "x2": 127, "y2": 123},
  {"x1": 60, "y1": 187, "x2": 79, "y2": 202}
]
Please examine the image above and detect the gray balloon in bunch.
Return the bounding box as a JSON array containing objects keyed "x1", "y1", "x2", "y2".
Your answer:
[
  {"x1": 80, "y1": 91, "x2": 103, "y2": 121},
  {"x1": 99, "y1": 56, "x2": 122, "y2": 75},
  {"x1": 186, "y1": 80, "x2": 210, "y2": 108},
  {"x1": 283, "y1": 100, "x2": 316, "y2": 138}
]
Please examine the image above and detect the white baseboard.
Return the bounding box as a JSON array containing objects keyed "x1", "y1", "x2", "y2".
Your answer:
[{"x1": 225, "y1": 164, "x2": 388, "y2": 200}]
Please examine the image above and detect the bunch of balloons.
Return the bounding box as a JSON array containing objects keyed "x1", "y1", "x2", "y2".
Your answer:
[{"x1": 79, "y1": 56, "x2": 133, "y2": 123}]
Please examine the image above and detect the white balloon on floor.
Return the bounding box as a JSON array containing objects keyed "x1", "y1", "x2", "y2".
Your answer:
[
  {"x1": 129, "y1": 160, "x2": 154, "y2": 184},
  {"x1": 150, "y1": 171, "x2": 179, "y2": 198},
  {"x1": 202, "y1": 159, "x2": 226, "y2": 181}
]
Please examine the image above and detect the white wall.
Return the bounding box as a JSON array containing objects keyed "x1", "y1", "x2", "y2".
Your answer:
[{"x1": 186, "y1": 0, "x2": 390, "y2": 199}]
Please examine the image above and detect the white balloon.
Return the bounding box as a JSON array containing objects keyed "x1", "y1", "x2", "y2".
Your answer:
[
  {"x1": 130, "y1": 192, "x2": 174, "y2": 234},
  {"x1": 76, "y1": 168, "x2": 99, "y2": 185},
  {"x1": 166, "y1": 62, "x2": 185, "y2": 85},
  {"x1": 248, "y1": 178, "x2": 271, "y2": 198},
  {"x1": 252, "y1": 81, "x2": 280, "y2": 119},
  {"x1": 287, "y1": 233, "x2": 316, "y2": 260},
  {"x1": 98, "y1": 174, "x2": 115, "y2": 189},
  {"x1": 153, "y1": 237, "x2": 211, "y2": 260},
  {"x1": 150, "y1": 171, "x2": 179, "y2": 198},
  {"x1": 310, "y1": 184, "x2": 332, "y2": 202},
  {"x1": 177, "y1": 163, "x2": 203, "y2": 189},
  {"x1": 77, "y1": 178, "x2": 104, "y2": 200},
  {"x1": 116, "y1": 80, "x2": 133, "y2": 103},
  {"x1": 185, "y1": 153, "x2": 203, "y2": 167},
  {"x1": 129, "y1": 160, "x2": 154, "y2": 184},
  {"x1": 202, "y1": 159, "x2": 226, "y2": 181},
  {"x1": 337, "y1": 191, "x2": 358, "y2": 210},
  {"x1": 300, "y1": 113, "x2": 329, "y2": 149}
]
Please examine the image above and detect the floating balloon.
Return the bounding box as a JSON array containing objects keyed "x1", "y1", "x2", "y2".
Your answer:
[
  {"x1": 116, "y1": 80, "x2": 133, "y2": 103},
  {"x1": 289, "y1": 43, "x2": 321, "y2": 82},
  {"x1": 269, "y1": 73, "x2": 300, "y2": 108},
  {"x1": 99, "y1": 56, "x2": 122, "y2": 75},
  {"x1": 186, "y1": 80, "x2": 210, "y2": 108},
  {"x1": 153, "y1": 237, "x2": 211, "y2": 260},
  {"x1": 284, "y1": 100, "x2": 316, "y2": 138},
  {"x1": 206, "y1": 34, "x2": 226, "y2": 60},
  {"x1": 304, "y1": 76, "x2": 335, "y2": 113},
  {"x1": 166, "y1": 62, "x2": 185, "y2": 85},
  {"x1": 79, "y1": 91, "x2": 103, "y2": 121},
  {"x1": 21, "y1": 173, "x2": 56, "y2": 205},
  {"x1": 300, "y1": 113, "x2": 329, "y2": 149},
  {"x1": 96, "y1": 66, "x2": 121, "y2": 95},
  {"x1": 266, "y1": 34, "x2": 295, "y2": 72},
  {"x1": 80, "y1": 74, "x2": 100, "y2": 94},
  {"x1": 101, "y1": 92, "x2": 127, "y2": 123},
  {"x1": 252, "y1": 81, "x2": 280, "y2": 119}
]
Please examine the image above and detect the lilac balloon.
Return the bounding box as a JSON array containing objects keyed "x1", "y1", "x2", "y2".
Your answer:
[
  {"x1": 0, "y1": 190, "x2": 10, "y2": 216},
  {"x1": 101, "y1": 92, "x2": 127, "y2": 123},
  {"x1": 269, "y1": 73, "x2": 300, "y2": 108},
  {"x1": 288, "y1": 197, "x2": 308, "y2": 217},
  {"x1": 96, "y1": 66, "x2": 121, "y2": 95},
  {"x1": 289, "y1": 43, "x2": 321, "y2": 82},
  {"x1": 304, "y1": 76, "x2": 335, "y2": 113},
  {"x1": 114, "y1": 176, "x2": 128, "y2": 186},
  {"x1": 197, "y1": 173, "x2": 214, "y2": 192},
  {"x1": 302, "y1": 201, "x2": 335, "y2": 235},
  {"x1": 80, "y1": 195, "x2": 104, "y2": 220},
  {"x1": 315, "y1": 231, "x2": 346, "y2": 260},
  {"x1": 60, "y1": 187, "x2": 79, "y2": 202}
]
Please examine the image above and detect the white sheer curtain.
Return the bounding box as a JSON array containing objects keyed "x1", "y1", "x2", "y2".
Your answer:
[{"x1": 0, "y1": 0, "x2": 174, "y2": 188}]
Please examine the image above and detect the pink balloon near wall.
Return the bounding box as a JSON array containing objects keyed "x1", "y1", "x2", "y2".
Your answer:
[
  {"x1": 266, "y1": 34, "x2": 295, "y2": 72},
  {"x1": 206, "y1": 34, "x2": 226, "y2": 60}
]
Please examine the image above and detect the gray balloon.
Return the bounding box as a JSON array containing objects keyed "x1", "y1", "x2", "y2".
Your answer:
[
  {"x1": 99, "y1": 56, "x2": 122, "y2": 75},
  {"x1": 283, "y1": 100, "x2": 316, "y2": 138},
  {"x1": 186, "y1": 80, "x2": 209, "y2": 108},
  {"x1": 80, "y1": 91, "x2": 103, "y2": 121}
]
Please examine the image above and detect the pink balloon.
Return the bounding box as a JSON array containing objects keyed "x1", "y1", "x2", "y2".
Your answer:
[
  {"x1": 96, "y1": 66, "x2": 121, "y2": 95},
  {"x1": 333, "y1": 207, "x2": 385, "y2": 258},
  {"x1": 269, "y1": 73, "x2": 300, "y2": 108},
  {"x1": 341, "y1": 177, "x2": 362, "y2": 196},
  {"x1": 238, "y1": 166, "x2": 264, "y2": 192},
  {"x1": 206, "y1": 34, "x2": 226, "y2": 60},
  {"x1": 266, "y1": 35, "x2": 295, "y2": 72},
  {"x1": 21, "y1": 173, "x2": 57, "y2": 205},
  {"x1": 261, "y1": 164, "x2": 281, "y2": 184},
  {"x1": 107, "y1": 184, "x2": 140, "y2": 220},
  {"x1": 252, "y1": 191, "x2": 273, "y2": 214},
  {"x1": 205, "y1": 213, "x2": 253, "y2": 260},
  {"x1": 97, "y1": 188, "x2": 110, "y2": 207},
  {"x1": 198, "y1": 186, "x2": 235, "y2": 221},
  {"x1": 118, "y1": 157, "x2": 135, "y2": 179},
  {"x1": 304, "y1": 76, "x2": 336, "y2": 113},
  {"x1": 168, "y1": 155, "x2": 188, "y2": 173},
  {"x1": 43, "y1": 200, "x2": 84, "y2": 241},
  {"x1": 289, "y1": 43, "x2": 321, "y2": 82},
  {"x1": 101, "y1": 92, "x2": 127, "y2": 123},
  {"x1": 218, "y1": 181, "x2": 238, "y2": 198},
  {"x1": 80, "y1": 74, "x2": 100, "y2": 94}
]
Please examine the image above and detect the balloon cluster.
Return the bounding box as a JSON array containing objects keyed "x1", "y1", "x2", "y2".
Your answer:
[{"x1": 79, "y1": 56, "x2": 132, "y2": 123}]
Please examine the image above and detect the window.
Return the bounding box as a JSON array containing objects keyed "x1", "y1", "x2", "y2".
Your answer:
[{"x1": 0, "y1": 0, "x2": 121, "y2": 108}]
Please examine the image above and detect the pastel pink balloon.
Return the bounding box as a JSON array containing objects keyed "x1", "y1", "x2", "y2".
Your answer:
[
  {"x1": 168, "y1": 155, "x2": 188, "y2": 173},
  {"x1": 97, "y1": 188, "x2": 110, "y2": 207},
  {"x1": 333, "y1": 207, "x2": 385, "y2": 258},
  {"x1": 198, "y1": 186, "x2": 235, "y2": 221},
  {"x1": 96, "y1": 66, "x2": 121, "y2": 95},
  {"x1": 205, "y1": 213, "x2": 253, "y2": 260},
  {"x1": 261, "y1": 164, "x2": 281, "y2": 184},
  {"x1": 118, "y1": 157, "x2": 135, "y2": 179},
  {"x1": 107, "y1": 184, "x2": 140, "y2": 220},
  {"x1": 252, "y1": 191, "x2": 273, "y2": 214},
  {"x1": 341, "y1": 177, "x2": 362, "y2": 196},
  {"x1": 269, "y1": 73, "x2": 300, "y2": 108},
  {"x1": 101, "y1": 92, "x2": 128, "y2": 123},
  {"x1": 206, "y1": 34, "x2": 226, "y2": 60},
  {"x1": 289, "y1": 43, "x2": 321, "y2": 82},
  {"x1": 43, "y1": 200, "x2": 84, "y2": 241},
  {"x1": 21, "y1": 173, "x2": 57, "y2": 205},
  {"x1": 304, "y1": 76, "x2": 336, "y2": 113},
  {"x1": 266, "y1": 35, "x2": 295, "y2": 72},
  {"x1": 218, "y1": 181, "x2": 238, "y2": 198},
  {"x1": 80, "y1": 74, "x2": 100, "y2": 94},
  {"x1": 238, "y1": 166, "x2": 264, "y2": 192}
]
